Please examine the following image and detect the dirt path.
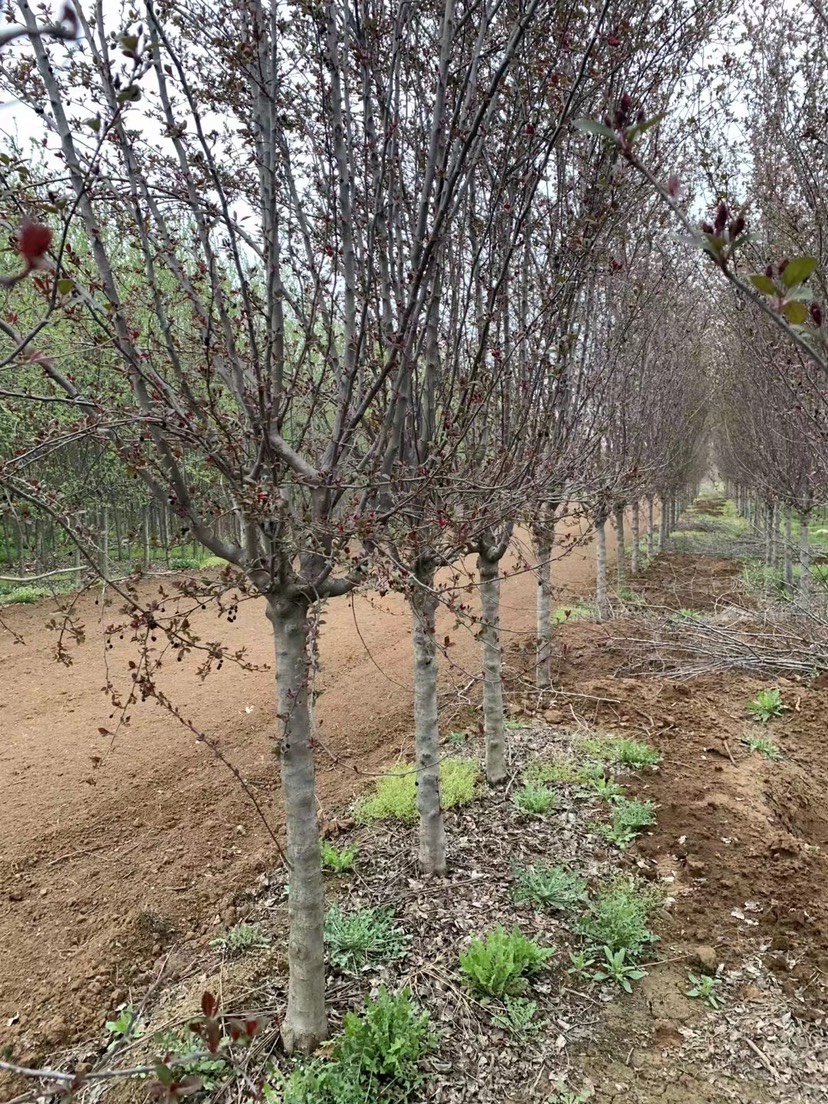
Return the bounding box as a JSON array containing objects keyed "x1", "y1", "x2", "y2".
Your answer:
[{"x1": 0, "y1": 521, "x2": 622, "y2": 1056}]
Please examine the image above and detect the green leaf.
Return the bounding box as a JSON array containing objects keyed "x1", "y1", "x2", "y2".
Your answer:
[
  {"x1": 117, "y1": 85, "x2": 142, "y2": 103},
  {"x1": 781, "y1": 255, "x2": 818, "y2": 289},
  {"x1": 782, "y1": 300, "x2": 809, "y2": 324},
  {"x1": 86, "y1": 117, "x2": 101, "y2": 133},
  {"x1": 749, "y1": 273, "x2": 777, "y2": 296},
  {"x1": 628, "y1": 113, "x2": 666, "y2": 140},
  {"x1": 57, "y1": 278, "x2": 74, "y2": 296},
  {"x1": 573, "y1": 118, "x2": 616, "y2": 141}
]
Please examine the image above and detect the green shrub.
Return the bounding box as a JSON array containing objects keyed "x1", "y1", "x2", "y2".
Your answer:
[
  {"x1": 745, "y1": 687, "x2": 788, "y2": 723},
  {"x1": 512, "y1": 783, "x2": 557, "y2": 816},
  {"x1": 580, "y1": 734, "x2": 661, "y2": 769},
  {"x1": 325, "y1": 905, "x2": 408, "y2": 972},
  {"x1": 589, "y1": 776, "x2": 625, "y2": 802},
  {"x1": 281, "y1": 989, "x2": 434, "y2": 1103},
  {"x1": 511, "y1": 863, "x2": 586, "y2": 911},
  {"x1": 591, "y1": 946, "x2": 646, "y2": 993},
  {"x1": 0, "y1": 584, "x2": 51, "y2": 605},
  {"x1": 597, "y1": 797, "x2": 656, "y2": 848},
  {"x1": 577, "y1": 878, "x2": 659, "y2": 961},
  {"x1": 321, "y1": 841, "x2": 358, "y2": 873},
  {"x1": 459, "y1": 925, "x2": 554, "y2": 997},
  {"x1": 356, "y1": 758, "x2": 478, "y2": 823},
  {"x1": 490, "y1": 995, "x2": 543, "y2": 1042},
  {"x1": 169, "y1": 555, "x2": 203, "y2": 570}
]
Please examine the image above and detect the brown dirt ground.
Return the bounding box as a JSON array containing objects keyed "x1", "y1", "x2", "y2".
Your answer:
[{"x1": 0, "y1": 519, "x2": 619, "y2": 1061}]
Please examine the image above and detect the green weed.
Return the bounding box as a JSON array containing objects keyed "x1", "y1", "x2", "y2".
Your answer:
[
  {"x1": 743, "y1": 734, "x2": 782, "y2": 761},
  {"x1": 686, "y1": 971, "x2": 724, "y2": 1009},
  {"x1": 459, "y1": 925, "x2": 554, "y2": 997},
  {"x1": 321, "y1": 841, "x2": 358, "y2": 873},
  {"x1": 512, "y1": 784, "x2": 558, "y2": 816},
  {"x1": 552, "y1": 602, "x2": 595, "y2": 623},
  {"x1": 577, "y1": 878, "x2": 659, "y2": 960},
  {"x1": 580, "y1": 734, "x2": 661, "y2": 769},
  {"x1": 324, "y1": 905, "x2": 408, "y2": 972},
  {"x1": 566, "y1": 949, "x2": 596, "y2": 979},
  {"x1": 511, "y1": 862, "x2": 587, "y2": 912},
  {"x1": 597, "y1": 797, "x2": 656, "y2": 848},
  {"x1": 490, "y1": 995, "x2": 543, "y2": 1042},
  {"x1": 589, "y1": 776, "x2": 625, "y2": 802},
  {"x1": 505, "y1": 718, "x2": 531, "y2": 731},
  {"x1": 591, "y1": 946, "x2": 647, "y2": 993},
  {"x1": 356, "y1": 757, "x2": 478, "y2": 823},
  {"x1": 210, "y1": 922, "x2": 271, "y2": 957},
  {"x1": 280, "y1": 988, "x2": 434, "y2": 1103},
  {"x1": 746, "y1": 687, "x2": 788, "y2": 723}
]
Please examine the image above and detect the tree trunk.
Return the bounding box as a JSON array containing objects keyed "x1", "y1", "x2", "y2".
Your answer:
[
  {"x1": 595, "y1": 518, "x2": 611, "y2": 620},
  {"x1": 646, "y1": 495, "x2": 655, "y2": 560},
  {"x1": 799, "y1": 512, "x2": 811, "y2": 605},
  {"x1": 409, "y1": 563, "x2": 446, "y2": 874},
  {"x1": 478, "y1": 552, "x2": 506, "y2": 785},
  {"x1": 143, "y1": 506, "x2": 151, "y2": 570},
  {"x1": 764, "y1": 501, "x2": 773, "y2": 567},
  {"x1": 784, "y1": 508, "x2": 794, "y2": 591},
  {"x1": 267, "y1": 596, "x2": 327, "y2": 1054},
  {"x1": 613, "y1": 505, "x2": 626, "y2": 589},
  {"x1": 533, "y1": 529, "x2": 553, "y2": 690},
  {"x1": 631, "y1": 502, "x2": 640, "y2": 575},
  {"x1": 658, "y1": 495, "x2": 668, "y2": 553}
]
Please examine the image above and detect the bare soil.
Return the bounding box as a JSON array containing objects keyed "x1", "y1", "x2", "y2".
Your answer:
[{"x1": 0, "y1": 522, "x2": 610, "y2": 1060}]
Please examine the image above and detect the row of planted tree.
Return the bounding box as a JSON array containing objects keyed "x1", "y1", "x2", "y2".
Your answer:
[{"x1": 5, "y1": 0, "x2": 828, "y2": 1060}]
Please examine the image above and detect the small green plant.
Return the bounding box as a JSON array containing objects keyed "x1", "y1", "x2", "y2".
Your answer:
[
  {"x1": 325, "y1": 905, "x2": 408, "y2": 972},
  {"x1": 590, "y1": 776, "x2": 625, "y2": 802},
  {"x1": 505, "y1": 717, "x2": 531, "y2": 731},
  {"x1": 597, "y1": 797, "x2": 656, "y2": 847},
  {"x1": 567, "y1": 949, "x2": 596, "y2": 979},
  {"x1": 154, "y1": 1027, "x2": 229, "y2": 1091},
  {"x1": 686, "y1": 971, "x2": 723, "y2": 1009},
  {"x1": 0, "y1": 584, "x2": 52, "y2": 605},
  {"x1": 743, "y1": 734, "x2": 782, "y2": 760},
  {"x1": 356, "y1": 757, "x2": 478, "y2": 822},
  {"x1": 321, "y1": 841, "x2": 358, "y2": 873},
  {"x1": 546, "y1": 1088, "x2": 594, "y2": 1104},
  {"x1": 581, "y1": 734, "x2": 661, "y2": 769},
  {"x1": 525, "y1": 754, "x2": 580, "y2": 784},
  {"x1": 617, "y1": 588, "x2": 646, "y2": 607},
  {"x1": 169, "y1": 555, "x2": 204, "y2": 570},
  {"x1": 210, "y1": 921, "x2": 271, "y2": 957},
  {"x1": 281, "y1": 989, "x2": 434, "y2": 1103},
  {"x1": 459, "y1": 925, "x2": 554, "y2": 997},
  {"x1": 591, "y1": 946, "x2": 647, "y2": 993},
  {"x1": 577, "y1": 878, "x2": 659, "y2": 960},
  {"x1": 104, "y1": 1004, "x2": 145, "y2": 1051},
  {"x1": 552, "y1": 601, "x2": 595, "y2": 623},
  {"x1": 511, "y1": 862, "x2": 587, "y2": 911},
  {"x1": 746, "y1": 687, "x2": 788, "y2": 723},
  {"x1": 677, "y1": 607, "x2": 704, "y2": 621},
  {"x1": 512, "y1": 783, "x2": 558, "y2": 816},
  {"x1": 490, "y1": 995, "x2": 543, "y2": 1042},
  {"x1": 447, "y1": 729, "x2": 467, "y2": 747}
]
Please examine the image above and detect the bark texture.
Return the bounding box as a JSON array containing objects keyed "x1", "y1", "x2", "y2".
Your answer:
[
  {"x1": 533, "y1": 529, "x2": 553, "y2": 689},
  {"x1": 799, "y1": 512, "x2": 811, "y2": 604},
  {"x1": 410, "y1": 563, "x2": 446, "y2": 874},
  {"x1": 646, "y1": 495, "x2": 655, "y2": 560},
  {"x1": 595, "y1": 517, "x2": 611, "y2": 620},
  {"x1": 631, "y1": 502, "x2": 640, "y2": 575},
  {"x1": 478, "y1": 551, "x2": 506, "y2": 784},
  {"x1": 613, "y1": 504, "x2": 626, "y2": 588},
  {"x1": 268, "y1": 597, "x2": 327, "y2": 1054}
]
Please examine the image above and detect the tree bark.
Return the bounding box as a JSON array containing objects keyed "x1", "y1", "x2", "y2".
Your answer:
[
  {"x1": 658, "y1": 494, "x2": 668, "y2": 553},
  {"x1": 533, "y1": 528, "x2": 553, "y2": 690},
  {"x1": 646, "y1": 495, "x2": 655, "y2": 560},
  {"x1": 478, "y1": 551, "x2": 506, "y2": 785},
  {"x1": 799, "y1": 512, "x2": 811, "y2": 605},
  {"x1": 267, "y1": 596, "x2": 327, "y2": 1054},
  {"x1": 595, "y1": 517, "x2": 611, "y2": 620},
  {"x1": 613, "y1": 504, "x2": 626, "y2": 589},
  {"x1": 631, "y1": 502, "x2": 640, "y2": 575},
  {"x1": 784, "y1": 508, "x2": 794, "y2": 591},
  {"x1": 409, "y1": 562, "x2": 446, "y2": 874}
]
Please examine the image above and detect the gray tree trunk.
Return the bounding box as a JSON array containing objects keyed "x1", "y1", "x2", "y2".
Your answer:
[
  {"x1": 533, "y1": 528, "x2": 553, "y2": 689},
  {"x1": 613, "y1": 505, "x2": 626, "y2": 589},
  {"x1": 268, "y1": 596, "x2": 327, "y2": 1054},
  {"x1": 595, "y1": 518, "x2": 611, "y2": 620},
  {"x1": 631, "y1": 502, "x2": 640, "y2": 575},
  {"x1": 784, "y1": 508, "x2": 794, "y2": 591},
  {"x1": 410, "y1": 563, "x2": 446, "y2": 874},
  {"x1": 478, "y1": 552, "x2": 506, "y2": 785},
  {"x1": 646, "y1": 495, "x2": 655, "y2": 560},
  {"x1": 799, "y1": 512, "x2": 811, "y2": 605},
  {"x1": 658, "y1": 494, "x2": 668, "y2": 553}
]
